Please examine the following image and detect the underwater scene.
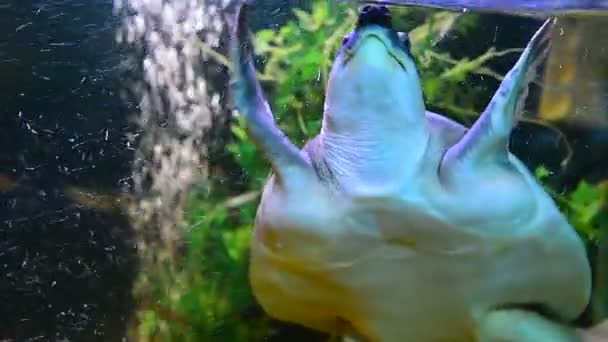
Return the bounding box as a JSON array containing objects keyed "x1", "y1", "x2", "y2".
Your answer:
[{"x1": 2, "y1": 0, "x2": 608, "y2": 341}]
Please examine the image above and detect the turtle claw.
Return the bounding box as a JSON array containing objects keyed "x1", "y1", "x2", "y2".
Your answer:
[
  {"x1": 228, "y1": 3, "x2": 312, "y2": 185},
  {"x1": 442, "y1": 18, "x2": 555, "y2": 167}
]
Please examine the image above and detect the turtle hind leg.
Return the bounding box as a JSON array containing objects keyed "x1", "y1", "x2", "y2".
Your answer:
[
  {"x1": 441, "y1": 18, "x2": 555, "y2": 172},
  {"x1": 227, "y1": 4, "x2": 313, "y2": 187}
]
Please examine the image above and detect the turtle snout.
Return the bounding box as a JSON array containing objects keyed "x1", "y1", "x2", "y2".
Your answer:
[{"x1": 357, "y1": 5, "x2": 392, "y2": 29}]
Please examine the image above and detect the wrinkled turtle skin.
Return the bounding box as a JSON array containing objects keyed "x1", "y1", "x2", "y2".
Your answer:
[{"x1": 228, "y1": 4, "x2": 591, "y2": 341}]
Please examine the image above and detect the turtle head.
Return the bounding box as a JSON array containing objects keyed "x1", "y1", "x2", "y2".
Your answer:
[{"x1": 323, "y1": 5, "x2": 426, "y2": 131}]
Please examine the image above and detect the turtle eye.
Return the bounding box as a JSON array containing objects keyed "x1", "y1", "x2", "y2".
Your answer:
[{"x1": 397, "y1": 31, "x2": 411, "y2": 50}]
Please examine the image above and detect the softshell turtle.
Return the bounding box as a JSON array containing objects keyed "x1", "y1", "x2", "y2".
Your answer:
[{"x1": 228, "y1": 4, "x2": 592, "y2": 341}]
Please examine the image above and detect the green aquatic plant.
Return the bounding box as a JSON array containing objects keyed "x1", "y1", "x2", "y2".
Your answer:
[
  {"x1": 536, "y1": 165, "x2": 607, "y2": 244},
  {"x1": 133, "y1": 184, "x2": 270, "y2": 341},
  {"x1": 132, "y1": 2, "x2": 606, "y2": 340}
]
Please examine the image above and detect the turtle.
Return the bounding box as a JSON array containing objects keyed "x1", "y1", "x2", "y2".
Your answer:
[{"x1": 228, "y1": 3, "x2": 592, "y2": 341}]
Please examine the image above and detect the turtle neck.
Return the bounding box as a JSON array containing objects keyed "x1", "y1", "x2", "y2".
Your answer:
[{"x1": 319, "y1": 106, "x2": 431, "y2": 188}]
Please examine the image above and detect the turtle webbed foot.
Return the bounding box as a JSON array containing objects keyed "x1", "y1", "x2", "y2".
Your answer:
[
  {"x1": 441, "y1": 18, "x2": 555, "y2": 168},
  {"x1": 481, "y1": 17, "x2": 555, "y2": 142},
  {"x1": 228, "y1": 3, "x2": 312, "y2": 186}
]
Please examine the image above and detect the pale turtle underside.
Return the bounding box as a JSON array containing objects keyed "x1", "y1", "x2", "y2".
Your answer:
[{"x1": 227, "y1": 4, "x2": 592, "y2": 341}]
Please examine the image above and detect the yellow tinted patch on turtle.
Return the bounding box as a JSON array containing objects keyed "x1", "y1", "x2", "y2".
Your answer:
[
  {"x1": 256, "y1": 226, "x2": 281, "y2": 252},
  {"x1": 250, "y1": 243, "x2": 360, "y2": 336},
  {"x1": 385, "y1": 237, "x2": 417, "y2": 248},
  {"x1": 436, "y1": 324, "x2": 479, "y2": 342},
  {"x1": 495, "y1": 239, "x2": 515, "y2": 255}
]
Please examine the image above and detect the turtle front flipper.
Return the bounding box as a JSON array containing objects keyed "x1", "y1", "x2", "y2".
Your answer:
[
  {"x1": 227, "y1": 4, "x2": 313, "y2": 187},
  {"x1": 441, "y1": 18, "x2": 555, "y2": 171}
]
